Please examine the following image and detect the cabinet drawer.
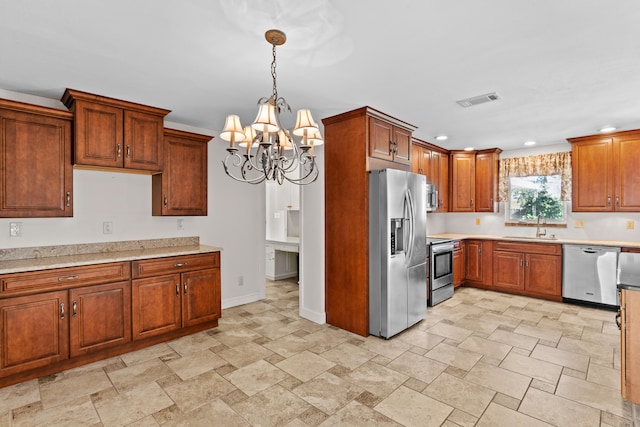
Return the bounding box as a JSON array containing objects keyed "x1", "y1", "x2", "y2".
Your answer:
[
  {"x1": 493, "y1": 241, "x2": 561, "y2": 255},
  {"x1": 132, "y1": 252, "x2": 219, "y2": 279},
  {"x1": 0, "y1": 262, "x2": 131, "y2": 295}
]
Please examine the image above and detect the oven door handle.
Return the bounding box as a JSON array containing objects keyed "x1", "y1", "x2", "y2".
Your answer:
[{"x1": 432, "y1": 244, "x2": 454, "y2": 253}]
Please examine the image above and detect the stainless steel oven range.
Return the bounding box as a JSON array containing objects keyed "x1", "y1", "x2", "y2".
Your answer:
[{"x1": 428, "y1": 237, "x2": 454, "y2": 306}]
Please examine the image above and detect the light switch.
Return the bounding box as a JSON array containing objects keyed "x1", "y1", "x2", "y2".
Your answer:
[
  {"x1": 627, "y1": 220, "x2": 635, "y2": 230},
  {"x1": 574, "y1": 219, "x2": 585, "y2": 229}
]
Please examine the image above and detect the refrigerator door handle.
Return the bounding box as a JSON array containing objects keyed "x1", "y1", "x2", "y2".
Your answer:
[{"x1": 404, "y1": 189, "x2": 415, "y2": 264}]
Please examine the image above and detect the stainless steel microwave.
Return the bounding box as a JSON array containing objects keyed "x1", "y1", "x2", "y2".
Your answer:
[{"x1": 426, "y1": 183, "x2": 438, "y2": 212}]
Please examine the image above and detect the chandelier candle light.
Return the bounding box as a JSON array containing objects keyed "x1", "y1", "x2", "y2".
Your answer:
[{"x1": 220, "y1": 29, "x2": 323, "y2": 185}]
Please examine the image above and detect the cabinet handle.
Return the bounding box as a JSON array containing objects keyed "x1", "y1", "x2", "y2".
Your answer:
[
  {"x1": 478, "y1": 246, "x2": 481, "y2": 254},
  {"x1": 471, "y1": 199, "x2": 474, "y2": 207},
  {"x1": 66, "y1": 191, "x2": 71, "y2": 207},
  {"x1": 174, "y1": 262, "x2": 187, "y2": 268},
  {"x1": 526, "y1": 259, "x2": 529, "y2": 268},
  {"x1": 183, "y1": 282, "x2": 187, "y2": 294},
  {"x1": 72, "y1": 300, "x2": 77, "y2": 317},
  {"x1": 616, "y1": 195, "x2": 620, "y2": 207},
  {"x1": 60, "y1": 302, "x2": 65, "y2": 319},
  {"x1": 607, "y1": 196, "x2": 611, "y2": 206},
  {"x1": 116, "y1": 143, "x2": 121, "y2": 158},
  {"x1": 490, "y1": 198, "x2": 493, "y2": 206},
  {"x1": 176, "y1": 283, "x2": 180, "y2": 297},
  {"x1": 126, "y1": 145, "x2": 131, "y2": 158},
  {"x1": 58, "y1": 275, "x2": 79, "y2": 282},
  {"x1": 163, "y1": 194, "x2": 168, "y2": 208},
  {"x1": 520, "y1": 259, "x2": 523, "y2": 267}
]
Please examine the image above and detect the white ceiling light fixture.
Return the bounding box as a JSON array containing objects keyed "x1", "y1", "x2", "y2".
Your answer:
[
  {"x1": 524, "y1": 140, "x2": 536, "y2": 146},
  {"x1": 599, "y1": 126, "x2": 617, "y2": 133},
  {"x1": 464, "y1": 147, "x2": 475, "y2": 151},
  {"x1": 435, "y1": 135, "x2": 448, "y2": 141},
  {"x1": 220, "y1": 29, "x2": 322, "y2": 185}
]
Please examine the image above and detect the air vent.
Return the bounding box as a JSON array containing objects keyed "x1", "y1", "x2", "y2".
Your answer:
[{"x1": 456, "y1": 92, "x2": 501, "y2": 108}]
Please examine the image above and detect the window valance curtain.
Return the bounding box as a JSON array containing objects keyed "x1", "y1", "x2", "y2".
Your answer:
[{"x1": 498, "y1": 151, "x2": 572, "y2": 202}]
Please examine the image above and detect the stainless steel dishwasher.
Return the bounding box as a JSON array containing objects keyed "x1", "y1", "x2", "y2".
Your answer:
[{"x1": 563, "y1": 244, "x2": 620, "y2": 307}]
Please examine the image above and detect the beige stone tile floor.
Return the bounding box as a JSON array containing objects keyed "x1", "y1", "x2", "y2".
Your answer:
[{"x1": 0, "y1": 279, "x2": 638, "y2": 426}]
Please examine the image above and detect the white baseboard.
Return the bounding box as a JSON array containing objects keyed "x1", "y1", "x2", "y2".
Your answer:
[
  {"x1": 222, "y1": 292, "x2": 264, "y2": 309},
  {"x1": 266, "y1": 272, "x2": 298, "y2": 281},
  {"x1": 299, "y1": 305, "x2": 326, "y2": 324}
]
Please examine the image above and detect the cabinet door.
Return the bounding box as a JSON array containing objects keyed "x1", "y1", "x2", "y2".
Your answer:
[
  {"x1": 524, "y1": 254, "x2": 561, "y2": 297},
  {"x1": 0, "y1": 107, "x2": 73, "y2": 218},
  {"x1": 453, "y1": 242, "x2": 465, "y2": 288},
  {"x1": 132, "y1": 273, "x2": 181, "y2": 340},
  {"x1": 182, "y1": 268, "x2": 221, "y2": 328},
  {"x1": 0, "y1": 291, "x2": 68, "y2": 377},
  {"x1": 475, "y1": 151, "x2": 499, "y2": 212},
  {"x1": 69, "y1": 281, "x2": 132, "y2": 357},
  {"x1": 411, "y1": 144, "x2": 425, "y2": 175},
  {"x1": 73, "y1": 100, "x2": 124, "y2": 168},
  {"x1": 369, "y1": 117, "x2": 394, "y2": 162},
  {"x1": 615, "y1": 133, "x2": 640, "y2": 211},
  {"x1": 123, "y1": 110, "x2": 164, "y2": 172},
  {"x1": 392, "y1": 126, "x2": 412, "y2": 165},
  {"x1": 153, "y1": 129, "x2": 208, "y2": 216},
  {"x1": 466, "y1": 240, "x2": 483, "y2": 282},
  {"x1": 451, "y1": 152, "x2": 476, "y2": 212},
  {"x1": 436, "y1": 152, "x2": 449, "y2": 212},
  {"x1": 493, "y1": 251, "x2": 524, "y2": 291},
  {"x1": 571, "y1": 138, "x2": 614, "y2": 212},
  {"x1": 621, "y1": 289, "x2": 640, "y2": 404}
]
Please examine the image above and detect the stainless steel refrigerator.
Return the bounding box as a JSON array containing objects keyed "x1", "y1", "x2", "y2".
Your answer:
[{"x1": 369, "y1": 169, "x2": 427, "y2": 338}]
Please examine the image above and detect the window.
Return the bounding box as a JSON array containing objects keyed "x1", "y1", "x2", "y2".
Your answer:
[
  {"x1": 498, "y1": 152, "x2": 571, "y2": 226},
  {"x1": 507, "y1": 175, "x2": 565, "y2": 223}
]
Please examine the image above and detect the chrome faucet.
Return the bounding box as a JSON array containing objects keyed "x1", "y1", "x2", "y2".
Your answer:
[{"x1": 536, "y1": 214, "x2": 547, "y2": 238}]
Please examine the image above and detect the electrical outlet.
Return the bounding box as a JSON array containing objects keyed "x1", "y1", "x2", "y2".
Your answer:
[
  {"x1": 103, "y1": 221, "x2": 113, "y2": 234},
  {"x1": 574, "y1": 219, "x2": 585, "y2": 228},
  {"x1": 177, "y1": 219, "x2": 184, "y2": 230},
  {"x1": 9, "y1": 222, "x2": 22, "y2": 237},
  {"x1": 475, "y1": 218, "x2": 481, "y2": 226},
  {"x1": 627, "y1": 220, "x2": 635, "y2": 230}
]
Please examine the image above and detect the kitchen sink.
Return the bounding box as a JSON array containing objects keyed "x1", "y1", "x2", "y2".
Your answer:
[{"x1": 501, "y1": 235, "x2": 558, "y2": 240}]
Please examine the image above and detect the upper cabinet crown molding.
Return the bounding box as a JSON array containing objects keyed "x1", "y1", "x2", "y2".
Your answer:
[{"x1": 61, "y1": 89, "x2": 171, "y2": 173}]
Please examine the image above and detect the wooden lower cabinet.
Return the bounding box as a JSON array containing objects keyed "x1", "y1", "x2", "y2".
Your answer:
[
  {"x1": 620, "y1": 287, "x2": 640, "y2": 404},
  {"x1": 132, "y1": 267, "x2": 220, "y2": 340},
  {"x1": 453, "y1": 240, "x2": 465, "y2": 288},
  {"x1": 69, "y1": 281, "x2": 132, "y2": 357},
  {"x1": 0, "y1": 251, "x2": 221, "y2": 387},
  {"x1": 0, "y1": 291, "x2": 69, "y2": 377},
  {"x1": 491, "y1": 241, "x2": 562, "y2": 300}
]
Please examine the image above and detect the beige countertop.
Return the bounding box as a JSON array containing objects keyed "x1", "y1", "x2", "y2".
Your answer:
[
  {"x1": 428, "y1": 233, "x2": 640, "y2": 248},
  {"x1": 0, "y1": 238, "x2": 222, "y2": 275}
]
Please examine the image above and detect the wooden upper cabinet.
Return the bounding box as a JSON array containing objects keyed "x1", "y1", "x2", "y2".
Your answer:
[
  {"x1": 152, "y1": 128, "x2": 211, "y2": 216},
  {"x1": 475, "y1": 149, "x2": 501, "y2": 212},
  {"x1": 451, "y1": 151, "x2": 476, "y2": 212},
  {"x1": 411, "y1": 143, "x2": 430, "y2": 175},
  {"x1": 369, "y1": 114, "x2": 414, "y2": 167},
  {"x1": 0, "y1": 99, "x2": 73, "y2": 218},
  {"x1": 569, "y1": 130, "x2": 640, "y2": 212},
  {"x1": 435, "y1": 151, "x2": 449, "y2": 212},
  {"x1": 62, "y1": 89, "x2": 170, "y2": 173},
  {"x1": 412, "y1": 138, "x2": 450, "y2": 212}
]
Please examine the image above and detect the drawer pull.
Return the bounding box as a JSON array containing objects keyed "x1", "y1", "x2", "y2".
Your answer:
[
  {"x1": 72, "y1": 300, "x2": 77, "y2": 317},
  {"x1": 183, "y1": 282, "x2": 187, "y2": 294},
  {"x1": 116, "y1": 143, "x2": 121, "y2": 158},
  {"x1": 176, "y1": 283, "x2": 180, "y2": 297},
  {"x1": 58, "y1": 275, "x2": 79, "y2": 282},
  {"x1": 60, "y1": 302, "x2": 65, "y2": 319},
  {"x1": 66, "y1": 191, "x2": 71, "y2": 207},
  {"x1": 126, "y1": 145, "x2": 131, "y2": 158},
  {"x1": 174, "y1": 263, "x2": 187, "y2": 268}
]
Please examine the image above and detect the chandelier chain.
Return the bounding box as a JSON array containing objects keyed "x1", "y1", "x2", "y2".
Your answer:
[{"x1": 271, "y1": 44, "x2": 278, "y2": 101}]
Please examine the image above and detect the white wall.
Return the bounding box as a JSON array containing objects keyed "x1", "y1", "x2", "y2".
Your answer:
[{"x1": 0, "y1": 90, "x2": 267, "y2": 310}]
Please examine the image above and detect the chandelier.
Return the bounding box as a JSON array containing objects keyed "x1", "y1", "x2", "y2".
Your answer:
[{"x1": 220, "y1": 29, "x2": 323, "y2": 185}]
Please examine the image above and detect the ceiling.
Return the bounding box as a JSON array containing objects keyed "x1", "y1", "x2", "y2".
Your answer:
[{"x1": 2, "y1": 0, "x2": 640, "y2": 152}]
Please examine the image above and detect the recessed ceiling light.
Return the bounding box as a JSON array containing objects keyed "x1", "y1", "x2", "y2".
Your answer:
[
  {"x1": 599, "y1": 126, "x2": 616, "y2": 133},
  {"x1": 435, "y1": 135, "x2": 448, "y2": 141},
  {"x1": 524, "y1": 141, "x2": 536, "y2": 146},
  {"x1": 464, "y1": 147, "x2": 474, "y2": 151}
]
